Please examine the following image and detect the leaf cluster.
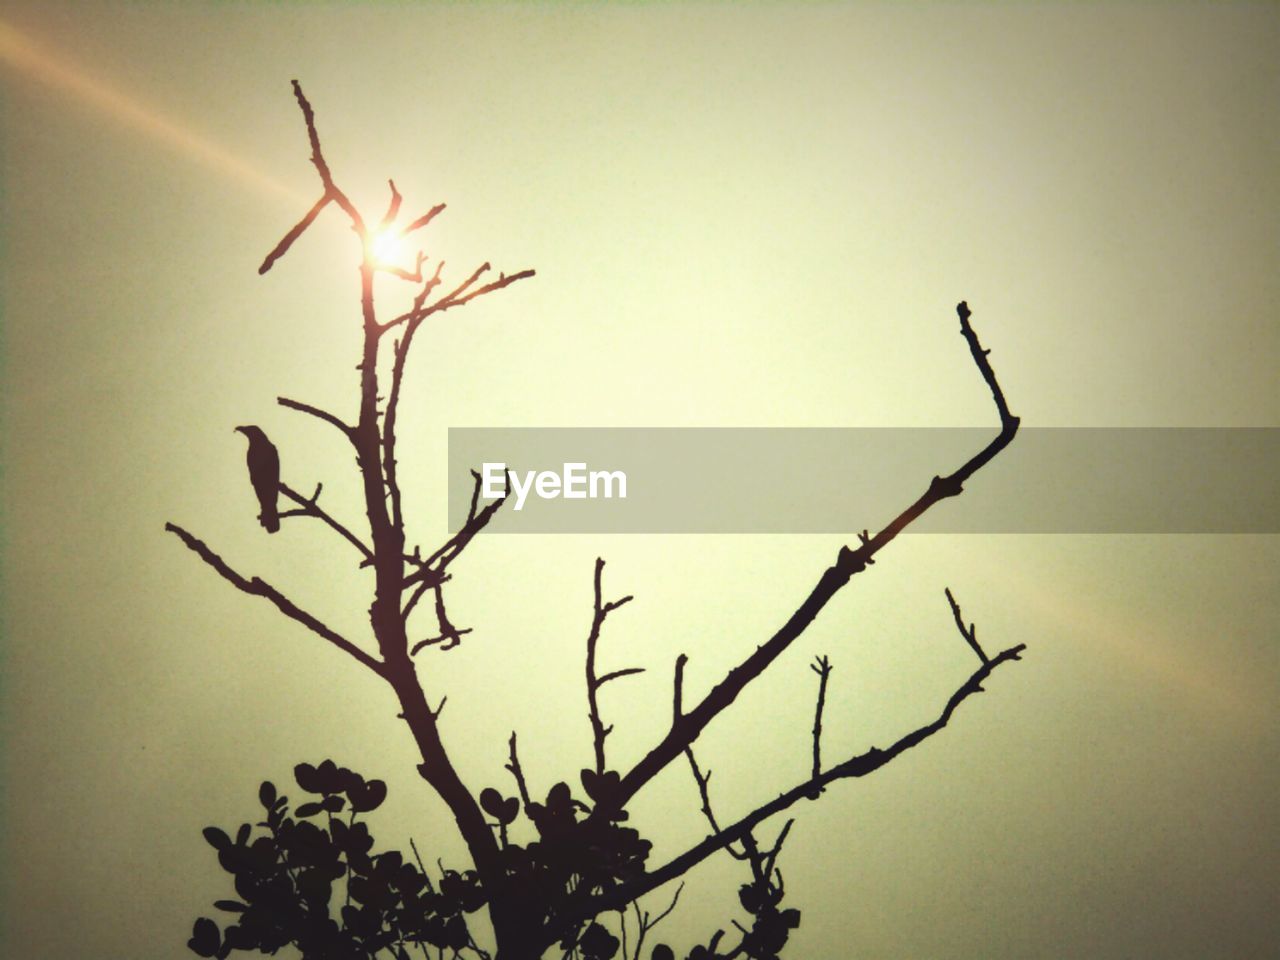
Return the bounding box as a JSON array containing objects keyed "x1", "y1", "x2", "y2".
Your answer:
[{"x1": 189, "y1": 761, "x2": 485, "y2": 960}]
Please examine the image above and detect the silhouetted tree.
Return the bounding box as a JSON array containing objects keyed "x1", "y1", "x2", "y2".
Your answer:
[{"x1": 168, "y1": 82, "x2": 1025, "y2": 960}]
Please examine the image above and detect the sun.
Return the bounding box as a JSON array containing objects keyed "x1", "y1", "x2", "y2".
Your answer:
[{"x1": 369, "y1": 228, "x2": 408, "y2": 267}]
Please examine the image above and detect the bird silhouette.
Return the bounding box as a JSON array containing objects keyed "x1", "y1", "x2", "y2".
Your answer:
[{"x1": 234, "y1": 425, "x2": 280, "y2": 533}]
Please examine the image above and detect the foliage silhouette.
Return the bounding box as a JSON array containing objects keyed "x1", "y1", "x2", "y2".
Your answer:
[{"x1": 169, "y1": 82, "x2": 1025, "y2": 959}]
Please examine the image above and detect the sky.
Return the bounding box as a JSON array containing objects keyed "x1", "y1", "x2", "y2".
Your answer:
[{"x1": 1, "y1": 2, "x2": 1277, "y2": 958}]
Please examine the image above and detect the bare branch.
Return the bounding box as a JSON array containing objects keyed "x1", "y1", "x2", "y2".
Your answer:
[
  {"x1": 945, "y1": 587, "x2": 989, "y2": 664},
  {"x1": 259, "y1": 193, "x2": 331, "y2": 275},
  {"x1": 810, "y1": 654, "x2": 833, "y2": 784},
  {"x1": 585, "y1": 558, "x2": 638, "y2": 774},
  {"x1": 165, "y1": 521, "x2": 382, "y2": 675},
  {"x1": 631, "y1": 882, "x2": 685, "y2": 960},
  {"x1": 277, "y1": 481, "x2": 374, "y2": 564},
  {"x1": 684, "y1": 748, "x2": 747, "y2": 861},
  {"x1": 378, "y1": 179, "x2": 402, "y2": 231},
  {"x1": 407, "y1": 468, "x2": 511, "y2": 583},
  {"x1": 402, "y1": 571, "x2": 449, "y2": 620},
  {"x1": 505, "y1": 732, "x2": 532, "y2": 808},
  {"x1": 409, "y1": 585, "x2": 473, "y2": 655},
  {"x1": 277, "y1": 396, "x2": 356, "y2": 441},
  {"x1": 603, "y1": 302, "x2": 1019, "y2": 816},
  {"x1": 381, "y1": 250, "x2": 428, "y2": 284},
  {"x1": 555, "y1": 641, "x2": 1026, "y2": 933},
  {"x1": 289, "y1": 80, "x2": 367, "y2": 240},
  {"x1": 402, "y1": 202, "x2": 446, "y2": 236},
  {"x1": 437, "y1": 267, "x2": 537, "y2": 311},
  {"x1": 673, "y1": 654, "x2": 688, "y2": 724},
  {"x1": 597, "y1": 667, "x2": 646, "y2": 687}
]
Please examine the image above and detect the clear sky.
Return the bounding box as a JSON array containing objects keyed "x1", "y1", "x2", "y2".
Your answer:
[{"x1": 2, "y1": 2, "x2": 1277, "y2": 958}]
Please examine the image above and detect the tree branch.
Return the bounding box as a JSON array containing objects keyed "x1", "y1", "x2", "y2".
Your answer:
[
  {"x1": 585, "y1": 558, "x2": 637, "y2": 775},
  {"x1": 259, "y1": 193, "x2": 331, "y2": 275},
  {"x1": 810, "y1": 655, "x2": 833, "y2": 784},
  {"x1": 505, "y1": 732, "x2": 532, "y2": 808},
  {"x1": 555, "y1": 641, "x2": 1026, "y2": 933},
  {"x1": 603, "y1": 302, "x2": 1019, "y2": 816},
  {"x1": 277, "y1": 396, "x2": 356, "y2": 442},
  {"x1": 945, "y1": 587, "x2": 989, "y2": 664},
  {"x1": 276, "y1": 481, "x2": 374, "y2": 564},
  {"x1": 289, "y1": 80, "x2": 367, "y2": 241},
  {"x1": 165, "y1": 521, "x2": 382, "y2": 675}
]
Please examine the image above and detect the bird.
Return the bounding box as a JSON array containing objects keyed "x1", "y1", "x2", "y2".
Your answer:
[{"x1": 234, "y1": 425, "x2": 280, "y2": 533}]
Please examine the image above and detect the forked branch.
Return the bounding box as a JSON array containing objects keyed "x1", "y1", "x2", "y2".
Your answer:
[
  {"x1": 557, "y1": 641, "x2": 1026, "y2": 933},
  {"x1": 584, "y1": 558, "x2": 639, "y2": 775}
]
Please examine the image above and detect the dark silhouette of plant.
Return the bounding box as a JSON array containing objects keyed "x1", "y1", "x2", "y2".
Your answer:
[{"x1": 168, "y1": 82, "x2": 1026, "y2": 960}]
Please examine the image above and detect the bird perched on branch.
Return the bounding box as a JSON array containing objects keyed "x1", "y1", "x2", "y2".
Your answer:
[{"x1": 234, "y1": 425, "x2": 280, "y2": 533}]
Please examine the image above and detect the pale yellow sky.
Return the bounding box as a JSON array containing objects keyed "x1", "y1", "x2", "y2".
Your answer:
[{"x1": 2, "y1": 3, "x2": 1277, "y2": 958}]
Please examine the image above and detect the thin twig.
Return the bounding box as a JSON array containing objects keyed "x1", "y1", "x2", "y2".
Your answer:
[
  {"x1": 505, "y1": 732, "x2": 532, "y2": 808},
  {"x1": 810, "y1": 655, "x2": 833, "y2": 783},
  {"x1": 585, "y1": 558, "x2": 637, "y2": 774},
  {"x1": 277, "y1": 481, "x2": 373, "y2": 563},
  {"x1": 945, "y1": 587, "x2": 989, "y2": 664}
]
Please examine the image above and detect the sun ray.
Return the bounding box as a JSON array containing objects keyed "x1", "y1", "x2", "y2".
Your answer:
[{"x1": 0, "y1": 19, "x2": 307, "y2": 205}]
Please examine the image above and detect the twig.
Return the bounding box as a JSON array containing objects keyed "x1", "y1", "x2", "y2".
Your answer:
[
  {"x1": 409, "y1": 469, "x2": 511, "y2": 583},
  {"x1": 585, "y1": 558, "x2": 638, "y2": 774},
  {"x1": 631, "y1": 883, "x2": 685, "y2": 960},
  {"x1": 378, "y1": 179, "x2": 402, "y2": 231},
  {"x1": 277, "y1": 396, "x2": 355, "y2": 442},
  {"x1": 277, "y1": 481, "x2": 374, "y2": 563},
  {"x1": 259, "y1": 194, "x2": 331, "y2": 275},
  {"x1": 673, "y1": 654, "x2": 688, "y2": 724},
  {"x1": 810, "y1": 655, "x2": 833, "y2": 784},
  {"x1": 410, "y1": 585, "x2": 473, "y2": 655},
  {"x1": 945, "y1": 587, "x2": 989, "y2": 664},
  {"x1": 165, "y1": 522, "x2": 382, "y2": 675},
  {"x1": 505, "y1": 732, "x2": 532, "y2": 808},
  {"x1": 684, "y1": 748, "x2": 747, "y2": 861}
]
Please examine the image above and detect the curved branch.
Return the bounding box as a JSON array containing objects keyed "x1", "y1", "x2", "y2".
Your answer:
[
  {"x1": 277, "y1": 396, "x2": 356, "y2": 442},
  {"x1": 606, "y1": 302, "x2": 1019, "y2": 815}
]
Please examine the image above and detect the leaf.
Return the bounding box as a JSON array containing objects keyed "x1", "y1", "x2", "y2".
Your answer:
[
  {"x1": 651, "y1": 947, "x2": 675, "y2": 960},
  {"x1": 500, "y1": 796, "x2": 519, "y2": 824},
  {"x1": 235, "y1": 823, "x2": 251, "y2": 846},
  {"x1": 258, "y1": 780, "x2": 277, "y2": 808},
  {"x1": 580, "y1": 768, "x2": 620, "y2": 803},
  {"x1": 480, "y1": 787, "x2": 518, "y2": 824},
  {"x1": 313, "y1": 759, "x2": 349, "y2": 794},
  {"x1": 578, "y1": 921, "x2": 619, "y2": 960},
  {"x1": 294, "y1": 762, "x2": 320, "y2": 793},
  {"x1": 213, "y1": 900, "x2": 247, "y2": 913},
  {"x1": 321, "y1": 793, "x2": 346, "y2": 813},
  {"x1": 295, "y1": 801, "x2": 324, "y2": 818},
  {"x1": 348, "y1": 778, "x2": 387, "y2": 813},
  {"x1": 187, "y1": 917, "x2": 220, "y2": 957},
  {"x1": 202, "y1": 827, "x2": 231, "y2": 852}
]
